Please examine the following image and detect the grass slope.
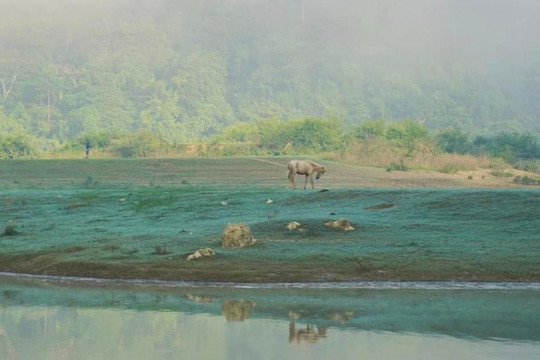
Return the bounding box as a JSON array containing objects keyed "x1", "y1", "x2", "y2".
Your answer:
[{"x1": 1, "y1": 157, "x2": 539, "y2": 282}]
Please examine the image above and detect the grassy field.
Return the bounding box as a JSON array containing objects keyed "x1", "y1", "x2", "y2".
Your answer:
[{"x1": 1, "y1": 157, "x2": 539, "y2": 282}]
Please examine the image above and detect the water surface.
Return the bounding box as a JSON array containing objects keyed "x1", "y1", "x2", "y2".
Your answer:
[{"x1": 1, "y1": 275, "x2": 538, "y2": 359}]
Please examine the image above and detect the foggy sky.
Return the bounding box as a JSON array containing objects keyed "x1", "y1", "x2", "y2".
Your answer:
[{"x1": 1, "y1": 0, "x2": 539, "y2": 70}]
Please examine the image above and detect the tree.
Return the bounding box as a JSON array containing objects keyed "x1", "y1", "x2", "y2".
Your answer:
[
  {"x1": 172, "y1": 51, "x2": 236, "y2": 138},
  {"x1": 436, "y1": 128, "x2": 471, "y2": 154},
  {"x1": 289, "y1": 117, "x2": 344, "y2": 151},
  {"x1": 353, "y1": 120, "x2": 387, "y2": 139},
  {"x1": 139, "y1": 86, "x2": 188, "y2": 144},
  {"x1": 386, "y1": 120, "x2": 428, "y2": 154}
]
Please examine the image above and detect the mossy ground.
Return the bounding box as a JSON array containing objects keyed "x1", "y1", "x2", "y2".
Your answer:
[{"x1": 1, "y1": 157, "x2": 539, "y2": 282}]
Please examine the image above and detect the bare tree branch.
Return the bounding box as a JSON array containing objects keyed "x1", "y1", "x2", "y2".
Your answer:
[{"x1": 0, "y1": 71, "x2": 21, "y2": 99}]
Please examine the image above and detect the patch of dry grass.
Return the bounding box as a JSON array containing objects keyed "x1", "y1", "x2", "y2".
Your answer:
[{"x1": 329, "y1": 139, "x2": 503, "y2": 173}]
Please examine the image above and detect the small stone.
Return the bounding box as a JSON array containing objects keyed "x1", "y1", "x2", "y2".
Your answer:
[
  {"x1": 324, "y1": 218, "x2": 355, "y2": 231},
  {"x1": 187, "y1": 248, "x2": 215, "y2": 261},
  {"x1": 286, "y1": 221, "x2": 301, "y2": 230}
]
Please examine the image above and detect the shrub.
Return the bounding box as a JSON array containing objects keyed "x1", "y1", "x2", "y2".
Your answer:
[
  {"x1": 4, "y1": 221, "x2": 18, "y2": 236},
  {"x1": 353, "y1": 120, "x2": 387, "y2": 139},
  {"x1": 77, "y1": 132, "x2": 112, "y2": 149},
  {"x1": 386, "y1": 158, "x2": 408, "y2": 172},
  {"x1": 439, "y1": 163, "x2": 460, "y2": 174},
  {"x1": 84, "y1": 176, "x2": 97, "y2": 189},
  {"x1": 473, "y1": 132, "x2": 538, "y2": 162},
  {"x1": 490, "y1": 171, "x2": 513, "y2": 178},
  {"x1": 154, "y1": 245, "x2": 169, "y2": 255},
  {"x1": 0, "y1": 134, "x2": 37, "y2": 159},
  {"x1": 514, "y1": 175, "x2": 540, "y2": 186},
  {"x1": 111, "y1": 131, "x2": 161, "y2": 158},
  {"x1": 436, "y1": 128, "x2": 472, "y2": 154},
  {"x1": 514, "y1": 160, "x2": 540, "y2": 174}
]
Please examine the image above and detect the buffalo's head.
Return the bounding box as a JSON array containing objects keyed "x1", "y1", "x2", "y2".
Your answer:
[{"x1": 316, "y1": 166, "x2": 326, "y2": 179}]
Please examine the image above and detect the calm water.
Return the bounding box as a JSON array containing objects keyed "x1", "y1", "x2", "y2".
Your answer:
[{"x1": 1, "y1": 275, "x2": 539, "y2": 360}]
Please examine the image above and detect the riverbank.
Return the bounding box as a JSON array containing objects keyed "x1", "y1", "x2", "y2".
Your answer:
[{"x1": 1, "y1": 158, "x2": 539, "y2": 283}]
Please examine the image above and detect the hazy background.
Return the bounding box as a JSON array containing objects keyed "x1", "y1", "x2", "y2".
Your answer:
[{"x1": 1, "y1": 0, "x2": 539, "y2": 144}]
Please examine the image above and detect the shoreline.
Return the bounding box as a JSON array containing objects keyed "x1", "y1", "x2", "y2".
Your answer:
[
  {"x1": 1, "y1": 251, "x2": 538, "y2": 284},
  {"x1": 2, "y1": 271, "x2": 540, "y2": 290}
]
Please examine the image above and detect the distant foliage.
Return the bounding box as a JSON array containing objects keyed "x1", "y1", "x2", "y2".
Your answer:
[
  {"x1": 353, "y1": 120, "x2": 387, "y2": 139},
  {"x1": 215, "y1": 117, "x2": 344, "y2": 154},
  {"x1": 513, "y1": 175, "x2": 540, "y2": 186},
  {"x1": 436, "y1": 129, "x2": 472, "y2": 154},
  {"x1": 0, "y1": 134, "x2": 37, "y2": 159},
  {"x1": 473, "y1": 132, "x2": 538, "y2": 162},
  {"x1": 111, "y1": 131, "x2": 161, "y2": 158},
  {"x1": 0, "y1": 0, "x2": 539, "y2": 153},
  {"x1": 386, "y1": 158, "x2": 408, "y2": 172}
]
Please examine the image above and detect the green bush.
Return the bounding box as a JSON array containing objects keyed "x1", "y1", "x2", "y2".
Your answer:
[
  {"x1": 353, "y1": 120, "x2": 387, "y2": 139},
  {"x1": 436, "y1": 128, "x2": 472, "y2": 154},
  {"x1": 514, "y1": 160, "x2": 540, "y2": 174},
  {"x1": 111, "y1": 131, "x2": 161, "y2": 158},
  {"x1": 513, "y1": 175, "x2": 540, "y2": 186},
  {"x1": 490, "y1": 170, "x2": 513, "y2": 178},
  {"x1": 216, "y1": 116, "x2": 346, "y2": 155},
  {"x1": 386, "y1": 158, "x2": 408, "y2": 172},
  {"x1": 439, "y1": 163, "x2": 460, "y2": 174},
  {"x1": 473, "y1": 132, "x2": 538, "y2": 162},
  {"x1": 289, "y1": 117, "x2": 344, "y2": 152},
  {"x1": 77, "y1": 131, "x2": 112, "y2": 149},
  {"x1": 0, "y1": 134, "x2": 37, "y2": 159}
]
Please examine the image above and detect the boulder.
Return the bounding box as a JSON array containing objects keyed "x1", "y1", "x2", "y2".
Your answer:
[
  {"x1": 221, "y1": 223, "x2": 256, "y2": 248},
  {"x1": 324, "y1": 218, "x2": 355, "y2": 231},
  {"x1": 187, "y1": 247, "x2": 216, "y2": 261}
]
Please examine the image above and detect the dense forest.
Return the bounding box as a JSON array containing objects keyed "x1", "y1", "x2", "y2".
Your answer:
[{"x1": 1, "y1": 0, "x2": 539, "y2": 157}]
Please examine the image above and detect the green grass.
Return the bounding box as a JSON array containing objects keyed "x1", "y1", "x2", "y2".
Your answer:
[{"x1": 0, "y1": 158, "x2": 539, "y2": 282}]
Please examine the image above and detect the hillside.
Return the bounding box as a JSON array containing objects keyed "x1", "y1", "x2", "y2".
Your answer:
[{"x1": 1, "y1": 0, "x2": 540, "y2": 148}]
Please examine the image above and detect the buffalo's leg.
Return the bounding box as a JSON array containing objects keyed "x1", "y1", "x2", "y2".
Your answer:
[{"x1": 289, "y1": 173, "x2": 296, "y2": 189}]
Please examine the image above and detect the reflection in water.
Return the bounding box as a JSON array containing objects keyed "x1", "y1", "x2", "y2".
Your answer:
[
  {"x1": 186, "y1": 293, "x2": 215, "y2": 303},
  {"x1": 222, "y1": 300, "x2": 256, "y2": 321},
  {"x1": 0, "y1": 276, "x2": 539, "y2": 359},
  {"x1": 327, "y1": 311, "x2": 355, "y2": 323},
  {"x1": 289, "y1": 322, "x2": 327, "y2": 344}
]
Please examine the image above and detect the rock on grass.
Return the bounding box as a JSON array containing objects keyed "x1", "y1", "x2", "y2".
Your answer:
[{"x1": 222, "y1": 223, "x2": 256, "y2": 248}]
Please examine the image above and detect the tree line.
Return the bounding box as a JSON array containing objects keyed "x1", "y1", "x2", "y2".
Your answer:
[
  {"x1": 2, "y1": 118, "x2": 538, "y2": 176},
  {"x1": 1, "y1": 0, "x2": 539, "y2": 156}
]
